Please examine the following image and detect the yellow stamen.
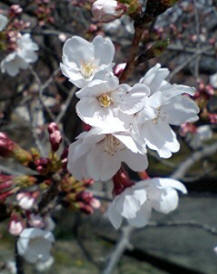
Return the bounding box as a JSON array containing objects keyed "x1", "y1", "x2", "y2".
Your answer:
[
  {"x1": 81, "y1": 62, "x2": 95, "y2": 79},
  {"x1": 98, "y1": 94, "x2": 112, "y2": 108}
]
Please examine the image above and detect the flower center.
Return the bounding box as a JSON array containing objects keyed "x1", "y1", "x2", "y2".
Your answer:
[
  {"x1": 152, "y1": 107, "x2": 161, "y2": 124},
  {"x1": 80, "y1": 62, "x2": 95, "y2": 79},
  {"x1": 104, "y1": 135, "x2": 122, "y2": 156},
  {"x1": 98, "y1": 94, "x2": 112, "y2": 108}
]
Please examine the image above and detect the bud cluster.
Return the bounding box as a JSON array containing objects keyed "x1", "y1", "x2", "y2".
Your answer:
[
  {"x1": 34, "y1": 0, "x2": 55, "y2": 26},
  {"x1": 0, "y1": 123, "x2": 100, "y2": 253}
]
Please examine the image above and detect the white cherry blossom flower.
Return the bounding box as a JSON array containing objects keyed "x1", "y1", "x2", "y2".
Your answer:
[
  {"x1": 1, "y1": 33, "x2": 39, "y2": 76},
  {"x1": 17, "y1": 192, "x2": 35, "y2": 210},
  {"x1": 107, "y1": 177, "x2": 187, "y2": 229},
  {"x1": 67, "y1": 127, "x2": 148, "y2": 181},
  {"x1": 133, "y1": 63, "x2": 200, "y2": 158},
  {"x1": 76, "y1": 73, "x2": 150, "y2": 127},
  {"x1": 92, "y1": 0, "x2": 122, "y2": 22},
  {"x1": 60, "y1": 35, "x2": 115, "y2": 88},
  {"x1": 17, "y1": 228, "x2": 54, "y2": 264},
  {"x1": 9, "y1": 218, "x2": 24, "y2": 236},
  {"x1": 0, "y1": 14, "x2": 8, "y2": 31}
]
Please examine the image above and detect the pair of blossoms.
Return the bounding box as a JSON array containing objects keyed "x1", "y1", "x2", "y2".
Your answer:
[
  {"x1": 0, "y1": 14, "x2": 38, "y2": 76},
  {"x1": 61, "y1": 34, "x2": 199, "y2": 228}
]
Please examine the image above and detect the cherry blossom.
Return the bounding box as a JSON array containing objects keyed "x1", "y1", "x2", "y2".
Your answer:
[
  {"x1": 92, "y1": 0, "x2": 122, "y2": 22},
  {"x1": 107, "y1": 178, "x2": 187, "y2": 229},
  {"x1": 17, "y1": 228, "x2": 54, "y2": 263},
  {"x1": 67, "y1": 127, "x2": 148, "y2": 181},
  {"x1": 60, "y1": 35, "x2": 115, "y2": 88},
  {"x1": 132, "y1": 63, "x2": 200, "y2": 158},
  {"x1": 16, "y1": 192, "x2": 35, "y2": 210},
  {"x1": 1, "y1": 34, "x2": 39, "y2": 76},
  {"x1": 76, "y1": 73, "x2": 150, "y2": 127}
]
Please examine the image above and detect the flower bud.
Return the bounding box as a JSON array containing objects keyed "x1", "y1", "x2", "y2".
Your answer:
[
  {"x1": 114, "y1": 63, "x2": 126, "y2": 77},
  {"x1": 16, "y1": 192, "x2": 36, "y2": 210},
  {"x1": 0, "y1": 133, "x2": 32, "y2": 165},
  {"x1": 9, "y1": 215, "x2": 25, "y2": 236},
  {"x1": 79, "y1": 203, "x2": 94, "y2": 214},
  {"x1": 9, "y1": 4, "x2": 23, "y2": 17},
  {"x1": 0, "y1": 174, "x2": 13, "y2": 191},
  {"x1": 0, "y1": 133, "x2": 15, "y2": 157},
  {"x1": 92, "y1": 0, "x2": 123, "y2": 22},
  {"x1": 48, "y1": 123, "x2": 62, "y2": 152}
]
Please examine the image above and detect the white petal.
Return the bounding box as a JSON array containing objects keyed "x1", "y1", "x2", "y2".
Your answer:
[
  {"x1": 155, "y1": 178, "x2": 187, "y2": 194},
  {"x1": 60, "y1": 63, "x2": 86, "y2": 88},
  {"x1": 140, "y1": 121, "x2": 180, "y2": 158},
  {"x1": 114, "y1": 133, "x2": 140, "y2": 154},
  {"x1": 118, "y1": 83, "x2": 150, "y2": 114},
  {"x1": 86, "y1": 144, "x2": 121, "y2": 181},
  {"x1": 140, "y1": 64, "x2": 169, "y2": 94},
  {"x1": 0, "y1": 14, "x2": 8, "y2": 31},
  {"x1": 106, "y1": 203, "x2": 123, "y2": 229},
  {"x1": 93, "y1": 35, "x2": 115, "y2": 65},
  {"x1": 62, "y1": 36, "x2": 94, "y2": 66},
  {"x1": 152, "y1": 188, "x2": 179, "y2": 214},
  {"x1": 120, "y1": 149, "x2": 148, "y2": 171},
  {"x1": 160, "y1": 83, "x2": 195, "y2": 101},
  {"x1": 163, "y1": 95, "x2": 199, "y2": 125},
  {"x1": 128, "y1": 202, "x2": 152, "y2": 228}
]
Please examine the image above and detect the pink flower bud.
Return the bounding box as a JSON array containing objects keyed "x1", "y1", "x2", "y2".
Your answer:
[
  {"x1": 9, "y1": 215, "x2": 25, "y2": 236},
  {"x1": 48, "y1": 122, "x2": 59, "y2": 134},
  {"x1": 9, "y1": 5, "x2": 23, "y2": 16},
  {"x1": 50, "y1": 131, "x2": 62, "y2": 152},
  {"x1": 114, "y1": 63, "x2": 127, "y2": 77},
  {"x1": 90, "y1": 198, "x2": 101, "y2": 209},
  {"x1": 92, "y1": 0, "x2": 123, "y2": 22},
  {"x1": 48, "y1": 123, "x2": 62, "y2": 152},
  {"x1": 0, "y1": 174, "x2": 13, "y2": 191},
  {"x1": 0, "y1": 133, "x2": 15, "y2": 157},
  {"x1": 180, "y1": 123, "x2": 197, "y2": 136},
  {"x1": 79, "y1": 203, "x2": 94, "y2": 214}
]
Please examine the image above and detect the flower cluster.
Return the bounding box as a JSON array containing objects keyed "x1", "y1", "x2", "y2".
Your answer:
[
  {"x1": 61, "y1": 35, "x2": 199, "y2": 179},
  {"x1": 0, "y1": 9, "x2": 38, "y2": 77},
  {"x1": 61, "y1": 34, "x2": 199, "y2": 228}
]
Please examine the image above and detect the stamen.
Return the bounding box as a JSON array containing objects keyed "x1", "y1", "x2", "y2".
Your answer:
[
  {"x1": 152, "y1": 107, "x2": 161, "y2": 124},
  {"x1": 104, "y1": 135, "x2": 121, "y2": 155},
  {"x1": 80, "y1": 62, "x2": 95, "y2": 79},
  {"x1": 98, "y1": 94, "x2": 112, "y2": 108}
]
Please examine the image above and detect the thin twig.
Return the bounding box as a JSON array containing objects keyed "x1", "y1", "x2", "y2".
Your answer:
[
  {"x1": 101, "y1": 225, "x2": 134, "y2": 274},
  {"x1": 171, "y1": 141, "x2": 217, "y2": 180},
  {"x1": 167, "y1": 46, "x2": 211, "y2": 80},
  {"x1": 55, "y1": 86, "x2": 77, "y2": 123}
]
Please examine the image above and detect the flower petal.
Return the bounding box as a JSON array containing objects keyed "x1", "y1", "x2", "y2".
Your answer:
[{"x1": 93, "y1": 35, "x2": 115, "y2": 65}]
